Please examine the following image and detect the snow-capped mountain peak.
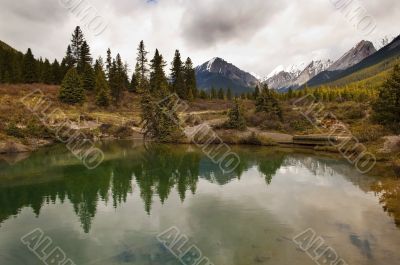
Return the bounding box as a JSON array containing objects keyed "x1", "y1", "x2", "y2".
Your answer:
[
  {"x1": 195, "y1": 57, "x2": 260, "y2": 94},
  {"x1": 328, "y1": 40, "x2": 376, "y2": 71},
  {"x1": 266, "y1": 65, "x2": 285, "y2": 80}
]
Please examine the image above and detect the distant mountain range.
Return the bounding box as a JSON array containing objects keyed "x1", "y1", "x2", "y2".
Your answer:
[
  {"x1": 305, "y1": 36, "x2": 400, "y2": 88},
  {"x1": 263, "y1": 40, "x2": 376, "y2": 91},
  {"x1": 195, "y1": 57, "x2": 259, "y2": 94},
  {"x1": 194, "y1": 38, "x2": 382, "y2": 93}
]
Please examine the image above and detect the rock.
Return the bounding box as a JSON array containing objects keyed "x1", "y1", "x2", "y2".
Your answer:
[
  {"x1": 380, "y1": 136, "x2": 400, "y2": 153},
  {"x1": 0, "y1": 141, "x2": 31, "y2": 154}
]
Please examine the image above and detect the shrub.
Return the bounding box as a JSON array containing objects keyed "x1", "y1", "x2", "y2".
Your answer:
[
  {"x1": 352, "y1": 123, "x2": 386, "y2": 142},
  {"x1": 5, "y1": 122, "x2": 24, "y2": 138}
]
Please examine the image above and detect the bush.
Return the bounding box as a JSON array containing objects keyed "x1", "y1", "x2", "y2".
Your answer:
[
  {"x1": 5, "y1": 122, "x2": 24, "y2": 138},
  {"x1": 352, "y1": 123, "x2": 386, "y2": 142},
  {"x1": 246, "y1": 111, "x2": 284, "y2": 131}
]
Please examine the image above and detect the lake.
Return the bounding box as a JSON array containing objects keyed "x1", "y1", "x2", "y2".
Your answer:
[{"x1": 0, "y1": 141, "x2": 399, "y2": 265}]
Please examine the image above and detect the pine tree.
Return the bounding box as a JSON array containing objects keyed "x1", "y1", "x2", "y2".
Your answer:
[
  {"x1": 51, "y1": 59, "x2": 62, "y2": 84},
  {"x1": 218, "y1": 88, "x2": 224, "y2": 99},
  {"x1": 106, "y1": 48, "x2": 112, "y2": 80},
  {"x1": 254, "y1": 85, "x2": 260, "y2": 99},
  {"x1": 71, "y1": 26, "x2": 84, "y2": 66},
  {"x1": 140, "y1": 90, "x2": 183, "y2": 142},
  {"x1": 61, "y1": 45, "x2": 75, "y2": 78},
  {"x1": 59, "y1": 68, "x2": 85, "y2": 104},
  {"x1": 226, "y1": 99, "x2": 247, "y2": 131},
  {"x1": 171, "y1": 50, "x2": 186, "y2": 98},
  {"x1": 82, "y1": 64, "x2": 95, "y2": 90},
  {"x1": 109, "y1": 54, "x2": 126, "y2": 104},
  {"x1": 22, "y1": 48, "x2": 38, "y2": 83},
  {"x1": 256, "y1": 84, "x2": 283, "y2": 120},
  {"x1": 95, "y1": 70, "x2": 111, "y2": 107},
  {"x1": 373, "y1": 65, "x2": 400, "y2": 132},
  {"x1": 41, "y1": 59, "x2": 53, "y2": 84},
  {"x1": 210, "y1": 87, "x2": 217, "y2": 99},
  {"x1": 136, "y1": 41, "x2": 149, "y2": 93},
  {"x1": 184, "y1": 57, "x2": 197, "y2": 100},
  {"x1": 227, "y1": 87, "x2": 232, "y2": 100},
  {"x1": 78, "y1": 40, "x2": 92, "y2": 74},
  {"x1": 199, "y1": 90, "x2": 208, "y2": 99},
  {"x1": 94, "y1": 57, "x2": 104, "y2": 77},
  {"x1": 129, "y1": 70, "x2": 137, "y2": 93},
  {"x1": 150, "y1": 49, "x2": 168, "y2": 95}
]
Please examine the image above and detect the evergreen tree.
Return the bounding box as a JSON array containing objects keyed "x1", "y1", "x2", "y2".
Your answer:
[
  {"x1": 254, "y1": 85, "x2": 260, "y2": 99},
  {"x1": 51, "y1": 59, "x2": 62, "y2": 84},
  {"x1": 59, "y1": 68, "x2": 85, "y2": 104},
  {"x1": 41, "y1": 59, "x2": 53, "y2": 84},
  {"x1": 22, "y1": 48, "x2": 38, "y2": 83},
  {"x1": 140, "y1": 90, "x2": 183, "y2": 142},
  {"x1": 129, "y1": 70, "x2": 137, "y2": 93},
  {"x1": 226, "y1": 99, "x2": 247, "y2": 131},
  {"x1": 95, "y1": 70, "x2": 111, "y2": 107},
  {"x1": 373, "y1": 65, "x2": 400, "y2": 132},
  {"x1": 82, "y1": 64, "x2": 95, "y2": 90},
  {"x1": 210, "y1": 87, "x2": 217, "y2": 99},
  {"x1": 61, "y1": 45, "x2": 75, "y2": 77},
  {"x1": 149, "y1": 49, "x2": 168, "y2": 95},
  {"x1": 136, "y1": 41, "x2": 149, "y2": 93},
  {"x1": 106, "y1": 48, "x2": 112, "y2": 80},
  {"x1": 109, "y1": 54, "x2": 126, "y2": 104},
  {"x1": 123, "y1": 62, "x2": 130, "y2": 89},
  {"x1": 71, "y1": 26, "x2": 84, "y2": 65},
  {"x1": 78, "y1": 41, "x2": 92, "y2": 74},
  {"x1": 227, "y1": 87, "x2": 232, "y2": 100},
  {"x1": 171, "y1": 50, "x2": 186, "y2": 98},
  {"x1": 256, "y1": 84, "x2": 283, "y2": 120},
  {"x1": 199, "y1": 90, "x2": 208, "y2": 99},
  {"x1": 184, "y1": 57, "x2": 197, "y2": 100},
  {"x1": 94, "y1": 57, "x2": 104, "y2": 77},
  {"x1": 218, "y1": 88, "x2": 224, "y2": 99}
]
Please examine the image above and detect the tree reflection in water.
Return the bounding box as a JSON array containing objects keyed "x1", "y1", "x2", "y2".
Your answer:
[{"x1": 0, "y1": 142, "x2": 398, "y2": 232}]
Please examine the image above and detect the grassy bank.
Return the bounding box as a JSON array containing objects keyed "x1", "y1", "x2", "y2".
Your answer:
[{"x1": 0, "y1": 84, "x2": 399, "y2": 172}]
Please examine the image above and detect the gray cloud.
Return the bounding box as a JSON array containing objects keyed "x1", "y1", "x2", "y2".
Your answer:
[
  {"x1": 0, "y1": 0, "x2": 399, "y2": 77},
  {"x1": 181, "y1": 0, "x2": 285, "y2": 48}
]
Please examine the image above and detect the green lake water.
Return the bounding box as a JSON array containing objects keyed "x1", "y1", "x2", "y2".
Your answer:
[{"x1": 0, "y1": 141, "x2": 399, "y2": 265}]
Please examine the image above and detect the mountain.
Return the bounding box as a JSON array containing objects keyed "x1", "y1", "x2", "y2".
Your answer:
[
  {"x1": 306, "y1": 35, "x2": 400, "y2": 87},
  {"x1": 195, "y1": 57, "x2": 259, "y2": 94},
  {"x1": 328, "y1": 40, "x2": 376, "y2": 71},
  {"x1": 262, "y1": 63, "x2": 305, "y2": 89},
  {"x1": 292, "y1": 59, "x2": 333, "y2": 86},
  {"x1": 264, "y1": 60, "x2": 332, "y2": 90}
]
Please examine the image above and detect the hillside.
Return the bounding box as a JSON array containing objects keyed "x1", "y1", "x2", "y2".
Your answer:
[
  {"x1": 306, "y1": 35, "x2": 400, "y2": 87},
  {"x1": 0, "y1": 40, "x2": 16, "y2": 52}
]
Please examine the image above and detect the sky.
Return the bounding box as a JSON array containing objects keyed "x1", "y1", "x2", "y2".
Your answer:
[{"x1": 0, "y1": 0, "x2": 399, "y2": 77}]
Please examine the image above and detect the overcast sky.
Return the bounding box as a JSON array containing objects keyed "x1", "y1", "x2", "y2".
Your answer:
[{"x1": 0, "y1": 0, "x2": 399, "y2": 77}]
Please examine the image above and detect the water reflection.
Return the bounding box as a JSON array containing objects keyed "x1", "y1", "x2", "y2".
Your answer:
[{"x1": 0, "y1": 141, "x2": 399, "y2": 234}]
